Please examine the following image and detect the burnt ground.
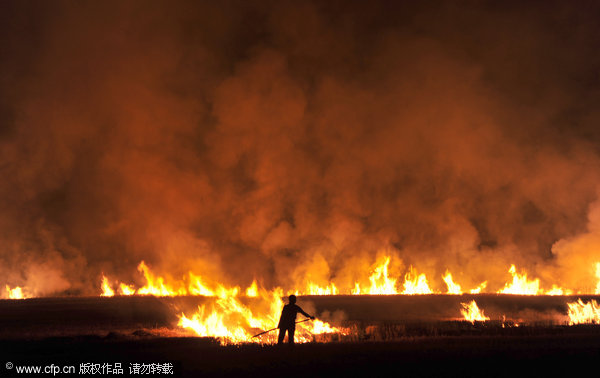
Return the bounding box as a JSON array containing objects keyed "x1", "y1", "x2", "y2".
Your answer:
[
  {"x1": 1, "y1": 295, "x2": 599, "y2": 377},
  {"x1": 3, "y1": 332, "x2": 600, "y2": 378}
]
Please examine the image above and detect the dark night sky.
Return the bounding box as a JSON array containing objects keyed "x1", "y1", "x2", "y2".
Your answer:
[{"x1": 1, "y1": 0, "x2": 600, "y2": 295}]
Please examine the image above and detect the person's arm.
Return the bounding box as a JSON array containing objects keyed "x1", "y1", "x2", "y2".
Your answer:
[{"x1": 297, "y1": 305, "x2": 315, "y2": 319}]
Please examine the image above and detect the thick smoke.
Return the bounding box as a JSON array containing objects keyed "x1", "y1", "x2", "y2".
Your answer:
[{"x1": 1, "y1": 1, "x2": 600, "y2": 295}]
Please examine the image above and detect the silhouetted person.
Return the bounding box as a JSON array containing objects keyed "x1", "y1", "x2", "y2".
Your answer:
[{"x1": 277, "y1": 294, "x2": 315, "y2": 345}]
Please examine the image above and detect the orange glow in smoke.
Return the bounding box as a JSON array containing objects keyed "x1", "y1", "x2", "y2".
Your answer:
[{"x1": 595, "y1": 262, "x2": 600, "y2": 295}]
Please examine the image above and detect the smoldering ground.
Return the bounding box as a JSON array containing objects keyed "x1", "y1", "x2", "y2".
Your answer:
[{"x1": 1, "y1": 0, "x2": 600, "y2": 296}]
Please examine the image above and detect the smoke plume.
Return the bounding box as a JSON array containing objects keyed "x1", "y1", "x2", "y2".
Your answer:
[{"x1": 1, "y1": 1, "x2": 600, "y2": 295}]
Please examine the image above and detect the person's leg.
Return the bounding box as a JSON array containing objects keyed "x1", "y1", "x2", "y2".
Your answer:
[
  {"x1": 288, "y1": 327, "x2": 295, "y2": 345},
  {"x1": 277, "y1": 328, "x2": 285, "y2": 345}
]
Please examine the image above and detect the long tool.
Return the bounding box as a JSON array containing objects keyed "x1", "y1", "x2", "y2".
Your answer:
[{"x1": 251, "y1": 318, "x2": 312, "y2": 338}]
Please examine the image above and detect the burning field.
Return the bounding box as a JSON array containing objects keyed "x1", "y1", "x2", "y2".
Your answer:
[
  {"x1": 2, "y1": 0, "x2": 600, "y2": 376},
  {"x1": 3, "y1": 258, "x2": 600, "y2": 377},
  {"x1": 6, "y1": 256, "x2": 600, "y2": 343}
]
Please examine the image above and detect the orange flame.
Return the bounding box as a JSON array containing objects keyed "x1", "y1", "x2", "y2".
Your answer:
[
  {"x1": 497, "y1": 265, "x2": 540, "y2": 295},
  {"x1": 351, "y1": 256, "x2": 399, "y2": 295},
  {"x1": 137, "y1": 261, "x2": 187, "y2": 296},
  {"x1": 89, "y1": 258, "x2": 600, "y2": 300},
  {"x1": 119, "y1": 283, "x2": 136, "y2": 295},
  {"x1": 366, "y1": 256, "x2": 398, "y2": 294},
  {"x1": 100, "y1": 275, "x2": 115, "y2": 297},
  {"x1": 351, "y1": 282, "x2": 361, "y2": 295},
  {"x1": 187, "y1": 272, "x2": 216, "y2": 296},
  {"x1": 95, "y1": 257, "x2": 600, "y2": 340},
  {"x1": 545, "y1": 285, "x2": 571, "y2": 296},
  {"x1": 4, "y1": 285, "x2": 26, "y2": 299},
  {"x1": 95, "y1": 262, "x2": 346, "y2": 344},
  {"x1": 567, "y1": 299, "x2": 600, "y2": 325},
  {"x1": 469, "y1": 281, "x2": 487, "y2": 294},
  {"x1": 177, "y1": 286, "x2": 348, "y2": 344},
  {"x1": 305, "y1": 282, "x2": 338, "y2": 295},
  {"x1": 401, "y1": 266, "x2": 433, "y2": 294},
  {"x1": 442, "y1": 271, "x2": 462, "y2": 294},
  {"x1": 460, "y1": 300, "x2": 490, "y2": 323},
  {"x1": 245, "y1": 280, "x2": 259, "y2": 297}
]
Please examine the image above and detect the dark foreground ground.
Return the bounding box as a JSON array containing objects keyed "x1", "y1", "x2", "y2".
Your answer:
[
  {"x1": 1, "y1": 295, "x2": 599, "y2": 377},
  {"x1": 3, "y1": 331, "x2": 600, "y2": 378}
]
